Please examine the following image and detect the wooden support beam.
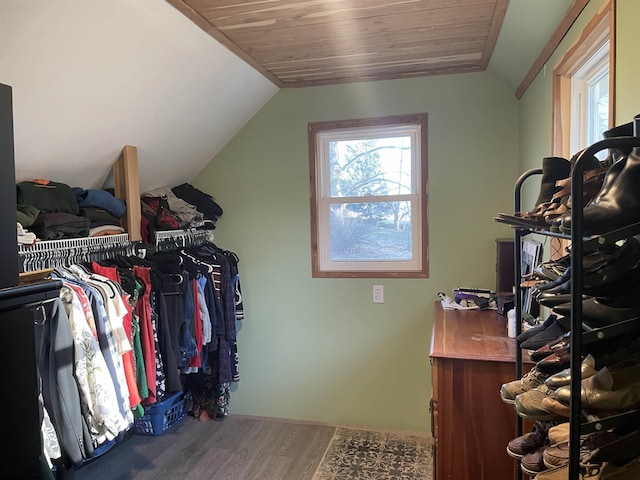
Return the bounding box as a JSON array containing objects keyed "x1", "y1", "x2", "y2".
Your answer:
[{"x1": 113, "y1": 145, "x2": 142, "y2": 242}]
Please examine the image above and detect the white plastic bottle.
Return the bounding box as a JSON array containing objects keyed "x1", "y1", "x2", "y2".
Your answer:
[{"x1": 507, "y1": 309, "x2": 517, "y2": 338}]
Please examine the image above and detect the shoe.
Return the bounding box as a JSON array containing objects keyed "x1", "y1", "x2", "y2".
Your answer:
[
  {"x1": 507, "y1": 421, "x2": 553, "y2": 458},
  {"x1": 535, "y1": 347, "x2": 571, "y2": 375},
  {"x1": 587, "y1": 428, "x2": 640, "y2": 470},
  {"x1": 534, "y1": 427, "x2": 640, "y2": 479},
  {"x1": 558, "y1": 134, "x2": 640, "y2": 235},
  {"x1": 533, "y1": 268, "x2": 571, "y2": 294},
  {"x1": 534, "y1": 241, "x2": 640, "y2": 298},
  {"x1": 545, "y1": 354, "x2": 598, "y2": 389},
  {"x1": 552, "y1": 118, "x2": 637, "y2": 234},
  {"x1": 517, "y1": 314, "x2": 558, "y2": 344},
  {"x1": 533, "y1": 457, "x2": 640, "y2": 479},
  {"x1": 496, "y1": 156, "x2": 570, "y2": 221},
  {"x1": 520, "y1": 445, "x2": 549, "y2": 476},
  {"x1": 583, "y1": 237, "x2": 640, "y2": 290},
  {"x1": 500, "y1": 366, "x2": 550, "y2": 405},
  {"x1": 515, "y1": 384, "x2": 565, "y2": 421},
  {"x1": 540, "y1": 396, "x2": 570, "y2": 418},
  {"x1": 537, "y1": 292, "x2": 592, "y2": 308},
  {"x1": 598, "y1": 338, "x2": 640, "y2": 370},
  {"x1": 533, "y1": 277, "x2": 572, "y2": 297},
  {"x1": 601, "y1": 119, "x2": 636, "y2": 167},
  {"x1": 521, "y1": 317, "x2": 571, "y2": 351},
  {"x1": 554, "y1": 366, "x2": 640, "y2": 413},
  {"x1": 547, "y1": 422, "x2": 570, "y2": 445},
  {"x1": 497, "y1": 153, "x2": 602, "y2": 229},
  {"x1": 535, "y1": 253, "x2": 571, "y2": 281},
  {"x1": 530, "y1": 332, "x2": 572, "y2": 362},
  {"x1": 534, "y1": 241, "x2": 638, "y2": 295},
  {"x1": 553, "y1": 281, "x2": 640, "y2": 328},
  {"x1": 541, "y1": 165, "x2": 606, "y2": 224},
  {"x1": 543, "y1": 431, "x2": 620, "y2": 469}
]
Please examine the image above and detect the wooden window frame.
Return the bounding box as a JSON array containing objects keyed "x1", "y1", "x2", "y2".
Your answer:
[
  {"x1": 552, "y1": 0, "x2": 615, "y2": 159},
  {"x1": 550, "y1": 0, "x2": 614, "y2": 259},
  {"x1": 308, "y1": 114, "x2": 429, "y2": 279}
]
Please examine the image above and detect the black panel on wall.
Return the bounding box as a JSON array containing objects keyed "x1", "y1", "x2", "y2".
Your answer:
[{"x1": 0, "y1": 83, "x2": 19, "y2": 289}]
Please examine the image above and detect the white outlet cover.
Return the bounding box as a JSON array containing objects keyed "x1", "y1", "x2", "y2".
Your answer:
[{"x1": 373, "y1": 285, "x2": 384, "y2": 303}]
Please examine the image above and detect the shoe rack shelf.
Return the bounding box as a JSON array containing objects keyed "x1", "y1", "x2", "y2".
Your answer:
[{"x1": 507, "y1": 119, "x2": 640, "y2": 480}]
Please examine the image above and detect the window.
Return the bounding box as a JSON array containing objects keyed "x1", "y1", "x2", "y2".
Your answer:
[
  {"x1": 309, "y1": 114, "x2": 428, "y2": 278},
  {"x1": 552, "y1": 0, "x2": 614, "y2": 160},
  {"x1": 551, "y1": 0, "x2": 613, "y2": 258},
  {"x1": 570, "y1": 41, "x2": 610, "y2": 160}
]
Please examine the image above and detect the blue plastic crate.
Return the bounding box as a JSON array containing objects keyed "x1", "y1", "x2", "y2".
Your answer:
[{"x1": 133, "y1": 391, "x2": 186, "y2": 436}]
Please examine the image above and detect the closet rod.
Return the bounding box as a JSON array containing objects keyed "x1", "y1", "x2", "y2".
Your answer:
[
  {"x1": 154, "y1": 228, "x2": 213, "y2": 248},
  {"x1": 19, "y1": 233, "x2": 131, "y2": 254},
  {"x1": 19, "y1": 234, "x2": 135, "y2": 271}
]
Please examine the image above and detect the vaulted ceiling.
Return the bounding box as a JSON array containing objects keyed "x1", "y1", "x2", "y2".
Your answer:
[{"x1": 166, "y1": 0, "x2": 510, "y2": 88}]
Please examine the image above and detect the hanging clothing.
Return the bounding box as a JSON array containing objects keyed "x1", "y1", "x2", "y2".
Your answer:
[
  {"x1": 59, "y1": 285, "x2": 129, "y2": 445},
  {"x1": 133, "y1": 265, "x2": 158, "y2": 406},
  {"x1": 35, "y1": 298, "x2": 92, "y2": 467}
]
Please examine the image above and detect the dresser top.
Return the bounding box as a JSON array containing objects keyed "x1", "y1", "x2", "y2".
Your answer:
[{"x1": 430, "y1": 301, "x2": 524, "y2": 363}]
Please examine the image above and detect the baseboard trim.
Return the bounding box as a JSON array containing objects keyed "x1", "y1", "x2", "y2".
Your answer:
[{"x1": 228, "y1": 413, "x2": 431, "y2": 438}]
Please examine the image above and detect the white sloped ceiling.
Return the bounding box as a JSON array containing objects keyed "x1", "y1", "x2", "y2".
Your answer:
[{"x1": 0, "y1": 0, "x2": 278, "y2": 193}]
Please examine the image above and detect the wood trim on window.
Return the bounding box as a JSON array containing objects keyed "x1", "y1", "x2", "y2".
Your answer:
[
  {"x1": 550, "y1": 0, "x2": 614, "y2": 259},
  {"x1": 552, "y1": 0, "x2": 614, "y2": 159},
  {"x1": 309, "y1": 114, "x2": 429, "y2": 279},
  {"x1": 516, "y1": 0, "x2": 590, "y2": 100}
]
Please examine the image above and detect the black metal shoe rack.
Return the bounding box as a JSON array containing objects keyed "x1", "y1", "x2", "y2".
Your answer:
[{"x1": 509, "y1": 116, "x2": 640, "y2": 480}]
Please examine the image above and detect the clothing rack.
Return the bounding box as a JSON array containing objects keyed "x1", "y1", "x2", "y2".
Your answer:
[
  {"x1": 19, "y1": 234, "x2": 136, "y2": 271},
  {"x1": 153, "y1": 228, "x2": 213, "y2": 250}
]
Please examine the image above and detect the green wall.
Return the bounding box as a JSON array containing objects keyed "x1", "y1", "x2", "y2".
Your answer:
[
  {"x1": 192, "y1": 72, "x2": 518, "y2": 432},
  {"x1": 616, "y1": 0, "x2": 640, "y2": 121},
  {"x1": 188, "y1": 0, "x2": 640, "y2": 435},
  {"x1": 518, "y1": 0, "x2": 640, "y2": 185}
]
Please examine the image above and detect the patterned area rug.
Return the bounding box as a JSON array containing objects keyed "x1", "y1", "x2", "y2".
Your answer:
[{"x1": 312, "y1": 426, "x2": 433, "y2": 480}]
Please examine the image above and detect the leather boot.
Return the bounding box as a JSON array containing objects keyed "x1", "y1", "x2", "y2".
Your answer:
[
  {"x1": 495, "y1": 157, "x2": 570, "y2": 224},
  {"x1": 535, "y1": 156, "x2": 573, "y2": 207},
  {"x1": 551, "y1": 159, "x2": 626, "y2": 232},
  {"x1": 496, "y1": 153, "x2": 600, "y2": 229},
  {"x1": 558, "y1": 147, "x2": 640, "y2": 235},
  {"x1": 554, "y1": 365, "x2": 640, "y2": 413},
  {"x1": 601, "y1": 119, "x2": 635, "y2": 168},
  {"x1": 556, "y1": 118, "x2": 640, "y2": 234}
]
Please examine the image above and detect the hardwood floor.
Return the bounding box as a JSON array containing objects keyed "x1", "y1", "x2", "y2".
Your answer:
[{"x1": 74, "y1": 415, "x2": 336, "y2": 480}]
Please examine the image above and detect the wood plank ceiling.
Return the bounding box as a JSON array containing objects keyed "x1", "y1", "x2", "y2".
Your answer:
[{"x1": 166, "y1": 0, "x2": 510, "y2": 88}]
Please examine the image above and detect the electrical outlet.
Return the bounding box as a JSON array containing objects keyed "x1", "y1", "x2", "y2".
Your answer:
[{"x1": 373, "y1": 285, "x2": 384, "y2": 303}]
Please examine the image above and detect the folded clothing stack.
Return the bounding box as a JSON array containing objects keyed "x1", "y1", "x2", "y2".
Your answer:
[
  {"x1": 73, "y1": 187, "x2": 127, "y2": 236},
  {"x1": 16, "y1": 180, "x2": 127, "y2": 241}
]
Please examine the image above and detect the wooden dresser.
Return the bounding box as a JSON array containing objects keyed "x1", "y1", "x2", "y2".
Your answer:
[{"x1": 430, "y1": 302, "x2": 533, "y2": 480}]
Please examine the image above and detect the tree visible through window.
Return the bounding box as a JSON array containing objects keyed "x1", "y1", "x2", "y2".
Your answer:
[{"x1": 309, "y1": 114, "x2": 428, "y2": 278}]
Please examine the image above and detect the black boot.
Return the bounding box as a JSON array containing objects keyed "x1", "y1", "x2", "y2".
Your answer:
[
  {"x1": 554, "y1": 118, "x2": 637, "y2": 233},
  {"x1": 559, "y1": 146, "x2": 640, "y2": 235},
  {"x1": 533, "y1": 156, "x2": 572, "y2": 207},
  {"x1": 494, "y1": 157, "x2": 570, "y2": 227},
  {"x1": 601, "y1": 119, "x2": 635, "y2": 168},
  {"x1": 496, "y1": 152, "x2": 600, "y2": 229}
]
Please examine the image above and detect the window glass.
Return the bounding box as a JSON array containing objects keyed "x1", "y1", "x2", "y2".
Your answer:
[
  {"x1": 309, "y1": 114, "x2": 428, "y2": 278},
  {"x1": 569, "y1": 41, "x2": 610, "y2": 159}
]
